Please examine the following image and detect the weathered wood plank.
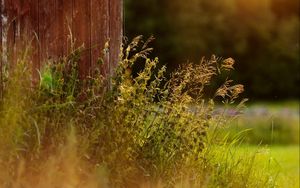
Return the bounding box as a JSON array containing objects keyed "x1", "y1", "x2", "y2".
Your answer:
[
  {"x1": 0, "y1": 2, "x2": 2, "y2": 58},
  {"x1": 0, "y1": 0, "x2": 2, "y2": 97},
  {"x1": 21, "y1": 0, "x2": 39, "y2": 80},
  {"x1": 73, "y1": 0, "x2": 91, "y2": 78},
  {"x1": 13, "y1": 0, "x2": 27, "y2": 56},
  {"x1": 39, "y1": 0, "x2": 58, "y2": 66},
  {"x1": 1, "y1": 0, "x2": 123, "y2": 83},
  {"x1": 54, "y1": 0, "x2": 64, "y2": 58},
  {"x1": 58, "y1": 0, "x2": 73, "y2": 56},
  {"x1": 5, "y1": 0, "x2": 18, "y2": 67},
  {"x1": 109, "y1": 0, "x2": 123, "y2": 76},
  {"x1": 91, "y1": 0, "x2": 109, "y2": 76}
]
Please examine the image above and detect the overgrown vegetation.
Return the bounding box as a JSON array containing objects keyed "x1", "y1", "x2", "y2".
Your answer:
[{"x1": 0, "y1": 37, "x2": 279, "y2": 187}]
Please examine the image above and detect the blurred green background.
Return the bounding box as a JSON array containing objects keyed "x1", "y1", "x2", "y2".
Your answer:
[
  {"x1": 125, "y1": 0, "x2": 299, "y2": 100},
  {"x1": 125, "y1": 2, "x2": 299, "y2": 184}
]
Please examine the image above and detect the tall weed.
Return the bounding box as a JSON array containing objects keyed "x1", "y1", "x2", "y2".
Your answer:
[{"x1": 0, "y1": 36, "x2": 277, "y2": 187}]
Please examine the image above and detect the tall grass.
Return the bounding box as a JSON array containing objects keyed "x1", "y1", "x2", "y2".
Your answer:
[
  {"x1": 219, "y1": 103, "x2": 299, "y2": 145},
  {"x1": 0, "y1": 36, "x2": 278, "y2": 187}
]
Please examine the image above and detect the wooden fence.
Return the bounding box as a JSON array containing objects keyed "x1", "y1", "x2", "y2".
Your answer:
[{"x1": 0, "y1": 0, "x2": 123, "y2": 85}]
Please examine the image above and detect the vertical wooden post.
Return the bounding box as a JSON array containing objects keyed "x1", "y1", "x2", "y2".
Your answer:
[
  {"x1": 0, "y1": 0, "x2": 2, "y2": 98},
  {"x1": 1, "y1": 0, "x2": 123, "y2": 85},
  {"x1": 61, "y1": 0, "x2": 73, "y2": 56},
  {"x1": 91, "y1": 0, "x2": 109, "y2": 77},
  {"x1": 109, "y1": 0, "x2": 123, "y2": 76},
  {"x1": 39, "y1": 0, "x2": 57, "y2": 65},
  {"x1": 73, "y1": 0, "x2": 91, "y2": 79},
  {"x1": 5, "y1": 0, "x2": 17, "y2": 68},
  {"x1": 55, "y1": 0, "x2": 64, "y2": 58},
  {"x1": 22, "y1": 0, "x2": 39, "y2": 80}
]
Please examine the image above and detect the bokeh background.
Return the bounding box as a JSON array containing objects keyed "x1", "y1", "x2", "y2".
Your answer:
[
  {"x1": 125, "y1": 2, "x2": 299, "y2": 184},
  {"x1": 125, "y1": 0, "x2": 299, "y2": 101}
]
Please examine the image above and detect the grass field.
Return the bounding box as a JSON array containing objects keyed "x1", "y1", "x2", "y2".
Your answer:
[
  {"x1": 236, "y1": 145, "x2": 299, "y2": 188},
  {"x1": 0, "y1": 39, "x2": 298, "y2": 187},
  {"x1": 269, "y1": 146, "x2": 299, "y2": 188},
  {"x1": 222, "y1": 101, "x2": 299, "y2": 145},
  {"x1": 227, "y1": 101, "x2": 299, "y2": 187},
  {"x1": 245, "y1": 145, "x2": 299, "y2": 188}
]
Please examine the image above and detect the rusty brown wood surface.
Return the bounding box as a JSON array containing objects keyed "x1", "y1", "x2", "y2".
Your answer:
[
  {"x1": 26, "y1": 0, "x2": 39, "y2": 80},
  {"x1": 0, "y1": 0, "x2": 123, "y2": 83},
  {"x1": 39, "y1": 0, "x2": 61, "y2": 63},
  {"x1": 91, "y1": 0, "x2": 109, "y2": 77},
  {"x1": 62, "y1": 0, "x2": 73, "y2": 56},
  {"x1": 6, "y1": 0, "x2": 17, "y2": 67},
  {"x1": 0, "y1": 0, "x2": 2, "y2": 98},
  {"x1": 109, "y1": 0, "x2": 123, "y2": 77},
  {"x1": 73, "y1": 0, "x2": 91, "y2": 78}
]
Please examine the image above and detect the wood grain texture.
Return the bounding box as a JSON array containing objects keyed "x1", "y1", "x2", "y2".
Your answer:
[
  {"x1": 61, "y1": 0, "x2": 73, "y2": 55},
  {"x1": 22, "y1": 0, "x2": 39, "y2": 80},
  {"x1": 73, "y1": 0, "x2": 91, "y2": 78},
  {"x1": 39, "y1": 0, "x2": 58, "y2": 66},
  {"x1": 91, "y1": 0, "x2": 109, "y2": 77},
  {"x1": 1, "y1": 0, "x2": 123, "y2": 84},
  {"x1": 5, "y1": 0, "x2": 17, "y2": 67},
  {"x1": 109, "y1": 0, "x2": 123, "y2": 76},
  {"x1": 0, "y1": 0, "x2": 2, "y2": 98}
]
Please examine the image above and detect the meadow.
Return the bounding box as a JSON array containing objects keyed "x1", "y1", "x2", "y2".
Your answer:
[
  {"x1": 223, "y1": 101, "x2": 299, "y2": 145},
  {"x1": 222, "y1": 102, "x2": 299, "y2": 188},
  {"x1": 234, "y1": 145, "x2": 299, "y2": 188},
  {"x1": 0, "y1": 37, "x2": 298, "y2": 187}
]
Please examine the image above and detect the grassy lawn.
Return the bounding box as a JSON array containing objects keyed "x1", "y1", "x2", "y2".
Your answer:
[
  {"x1": 219, "y1": 101, "x2": 299, "y2": 187},
  {"x1": 271, "y1": 145, "x2": 299, "y2": 188},
  {"x1": 236, "y1": 145, "x2": 299, "y2": 188}
]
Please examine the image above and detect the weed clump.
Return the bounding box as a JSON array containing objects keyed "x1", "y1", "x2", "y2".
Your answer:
[{"x1": 0, "y1": 36, "x2": 276, "y2": 187}]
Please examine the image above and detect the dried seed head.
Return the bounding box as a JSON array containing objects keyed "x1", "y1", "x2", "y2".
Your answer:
[
  {"x1": 222, "y1": 58, "x2": 235, "y2": 70},
  {"x1": 215, "y1": 86, "x2": 228, "y2": 98},
  {"x1": 230, "y1": 84, "x2": 244, "y2": 98},
  {"x1": 232, "y1": 84, "x2": 244, "y2": 94}
]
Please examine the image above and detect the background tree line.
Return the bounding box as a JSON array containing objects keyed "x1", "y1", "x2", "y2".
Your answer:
[{"x1": 125, "y1": 0, "x2": 299, "y2": 100}]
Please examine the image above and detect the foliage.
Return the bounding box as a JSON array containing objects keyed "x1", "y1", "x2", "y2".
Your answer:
[{"x1": 0, "y1": 37, "x2": 278, "y2": 187}]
